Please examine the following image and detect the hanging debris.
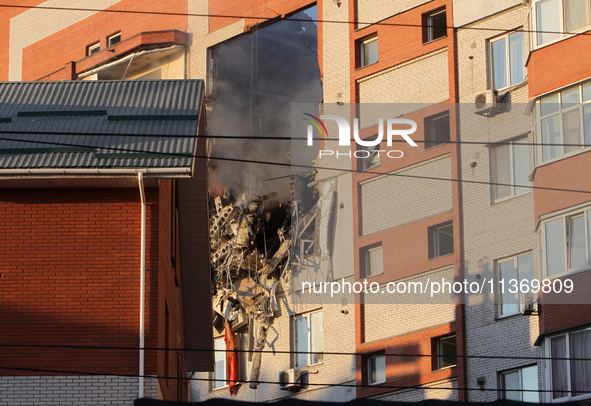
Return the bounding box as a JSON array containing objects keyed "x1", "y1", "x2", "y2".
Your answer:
[{"x1": 208, "y1": 171, "x2": 321, "y2": 393}]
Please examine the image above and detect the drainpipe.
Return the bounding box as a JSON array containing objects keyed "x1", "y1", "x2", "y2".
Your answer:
[{"x1": 138, "y1": 172, "x2": 146, "y2": 398}]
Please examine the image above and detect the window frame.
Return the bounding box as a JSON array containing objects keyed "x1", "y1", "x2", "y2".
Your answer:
[
  {"x1": 535, "y1": 80, "x2": 591, "y2": 165},
  {"x1": 363, "y1": 244, "x2": 384, "y2": 278},
  {"x1": 496, "y1": 252, "x2": 535, "y2": 318},
  {"x1": 540, "y1": 205, "x2": 591, "y2": 278},
  {"x1": 359, "y1": 36, "x2": 378, "y2": 68},
  {"x1": 294, "y1": 310, "x2": 324, "y2": 368},
  {"x1": 492, "y1": 136, "x2": 531, "y2": 202},
  {"x1": 107, "y1": 32, "x2": 121, "y2": 48},
  {"x1": 424, "y1": 111, "x2": 451, "y2": 149},
  {"x1": 424, "y1": 8, "x2": 447, "y2": 43},
  {"x1": 359, "y1": 139, "x2": 381, "y2": 170},
  {"x1": 531, "y1": 0, "x2": 591, "y2": 48},
  {"x1": 544, "y1": 326, "x2": 591, "y2": 401},
  {"x1": 429, "y1": 222, "x2": 454, "y2": 259},
  {"x1": 368, "y1": 353, "x2": 386, "y2": 385},
  {"x1": 211, "y1": 333, "x2": 250, "y2": 391},
  {"x1": 500, "y1": 364, "x2": 540, "y2": 402},
  {"x1": 489, "y1": 30, "x2": 526, "y2": 91},
  {"x1": 435, "y1": 334, "x2": 457, "y2": 370},
  {"x1": 86, "y1": 41, "x2": 100, "y2": 56}
]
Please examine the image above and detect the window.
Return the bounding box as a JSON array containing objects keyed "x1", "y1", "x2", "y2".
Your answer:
[
  {"x1": 86, "y1": 42, "x2": 100, "y2": 56},
  {"x1": 436, "y1": 335, "x2": 457, "y2": 369},
  {"x1": 425, "y1": 111, "x2": 450, "y2": 148},
  {"x1": 536, "y1": 81, "x2": 591, "y2": 163},
  {"x1": 359, "y1": 142, "x2": 381, "y2": 170},
  {"x1": 424, "y1": 9, "x2": 447, "y2": 43},
  {"x1": 493, "y1": 137, "x2": 531, "y2": 201},
  {"x1": 497, "y1": 252, "x2": 534, "y2": 316},
  {"x1": 547, "y1": 327, "x2": 591, "y2": 400},
  {"x1": 108, "y1": 32, "x2": 121, "y2": 47},
  {"x1": 359, "y1": 36, "x2": 378, "y2": 67},
  {"x1": 368, "y1": 354, "x2": 386, "y2": 385},
  {"x1": 212, "y1": 333, "x2": 250, "y2": 390},
  {"x1": 533, "y1": 0, "x2": 591, "y2": 46},
  {"x1": 363, "y1": 245, "x2": 383, "y2": 277},
  {"x1": 501, "y1": 365, "x2": 539, "y2": 402},
  {"x1": 542, "y1": 207, "x2": 591, "y2": 277},
  {"x1": 430, "y1": 222, "x2": 453, "y2": 258},
  {"x1": 490, "y1": 31, "x2": 526, "y2": 90},
  {"x1": 295, "y1": 311, "x2": 323, "y2": 368}
]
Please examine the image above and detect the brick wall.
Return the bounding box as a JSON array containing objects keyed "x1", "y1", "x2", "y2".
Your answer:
[{"x1": 0, "y1": 187, "x2": 159, "y2": 377}]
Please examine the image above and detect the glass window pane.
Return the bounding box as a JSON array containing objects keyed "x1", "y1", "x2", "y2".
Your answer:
[
  {"x1": 583, "y1": 104, "x2": 591, "y2": 146},
  {"x1": 513, "y1": 138, "x2": 530, "y2": 195},
  {"x1": 439, "y1": 336, "x2": 457, "y2": 368},
  {"x1": 239, "y1": 333, "x2": 251, "y2": 382},
  {"x1": 583, "y1": 82, "x2": 591, "y2": 102},
  {"x1": 213, "y1": 337, "x2": 226, "y2": 389},
  {"x1": 435, "y1": 223, "x2": 453, "y2": 257},
  {"x1": 504, "y1": 370, "x2": 522, "y2": 401},
  {"x1": 541, "y1": 115, "x2": 561, "y2": 161},
  {"x1": 500, "y1": 259, "x2": 519, "y2": 315},
  {"x1": 428, "y1": 10, "x2": 447, "y2": 41},
  {"x1": 565, "y1": 0, "x2": 589, "y2": 32},
  {"x1": 492, "y1": 38, "x2": 508, "y2": 89},
  {"x1": 536, "y1": 0, "x2": 561, "y2": 45},
  {"x1": 495, "y1": 144, "x2": 512, "y2": 199},
  {"x1": 546, "y1": 218, "x2": 566, "y2": 276},
  {"x1": 521, "y1": 365, "x2": 539, "y2": 402},
  {"x1": 369, "y1": 355, "x2": 386, "y2": 384},
  {"x1": 551, "y1": 335, "x2": 569, "y2": 399},
  {"x1": 562, "y1": 86, "x2": 581, "y2": 108},
  {"x1": 518, "y1": 252, "x2": 534, "y2": 283},
  {"x1": 563, "y1": 109, "x2": 582, "y2": 153},
  {"x1": 367, "y1": 246, "x2": 383, "y2": 277},
  {"x1": 296, "y1": 316, "x2": 309, "y2": 367},
  {"x1": 310, "y1": 311, "x2": 324, "y2": 364},
  {"x1": 568, "y1": 214, "x2": 587, "y2": 269},
  {"x1": 363, "y1": 38, "x2": 378, "y2": 66},
  {"x1": 509, "y1": 32, "x2": 525, "y2": 86},
  {"x1": 540, "y1": 94, "x2": 560, "y2": 116},
  {"x1": 569, "y1": 329, "x2": 591, "y2": 396}
]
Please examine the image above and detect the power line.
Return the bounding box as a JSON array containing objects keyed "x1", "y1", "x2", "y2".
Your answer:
[
  {"x1": 0, "y1": 365, "x2": 582, "y2": 394},
  {"x1": 2, "y1": 343, "x2": 590, "y2": 362},
  {"x1": 2, "y1": 128, "x2": 591, "y2": 149},
  {"x1": 0, "y1": 3, "x2": 590, "y2": 38},
  {"x1": 0, "y1": 134, "x2": 589, "y2": 195}
]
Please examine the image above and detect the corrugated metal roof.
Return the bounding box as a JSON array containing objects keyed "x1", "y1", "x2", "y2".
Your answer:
[{"x1": 0, "y1": 80, "x2": 203, "y2": 171}]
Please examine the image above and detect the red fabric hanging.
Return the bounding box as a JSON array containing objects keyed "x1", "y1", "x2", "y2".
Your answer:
[{"x1": 224, "y1": 321, "x2": 238, "y2": 396}]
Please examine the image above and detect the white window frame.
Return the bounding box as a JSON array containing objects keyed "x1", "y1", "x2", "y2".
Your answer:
[
  {"x1": 363, "y1": 244, "x2": 383, "y2": 278},
  {"x1": 294, "y1": 310, "x2": 324, "y2": 368},
  {"x1": 535, "y1": 80, "x2": 591, "y2": 165},
  {"x1": 543, "y1": 327, "x2": 591, "y2": 402},
  {"x1": 211, "y1": 333, "x2": 250, "y2": 391},
  {"x1": 360, "y1": 36, "x2": 378, "y2": 68},
  {"x1": 425, "y1": 9, "x2": 447, "y2": 43},
  {"x1": 425, "y1": 111, "x2": 451, "y2": 149},
  {"x1": 107, "y1": 32, "x2": 121, "y2": 47},
  {"x1": 501, "y1": 364, "x2": 540, "y2": 402},
  {"x1": 496, "y1": 252, "x2": 535, "y2": 318},
  {"x1": 368, "y1": 354, "x2": 386, "y2": 385},
  {"x1": 436, "y1": 335, "x2": 457, "y2": 369},
  {"x1": 489, "y1": 31, "x2": 526, "y2": 91},
  {"x1": 531, "y1": 0, "x2": 591, "y2": 48},
  {"x1": 431, "y1": 222, "x2": 454, "y2": 259},
  {"x1": 540, "y1": 205, "x2": 591, "y2": 278},
  {"x1": 492, "y1": 136, "x2": 531, "y2": 202},
  {"x1": 86, "y1": 41, "x2": 100, "y2": 56},
  {"x1": 212, "y1": 336, "x2": 227, "y2": 390}
]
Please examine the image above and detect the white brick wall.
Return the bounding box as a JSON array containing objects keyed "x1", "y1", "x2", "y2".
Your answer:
[
  {"x1": 456, "y1": 5, "x2": 542, "y2": 402},
  {"x1": 359, "y1": 155, "x2": 453, "y2": 236},
  {"x1": 0, "y1": 375, "x2": 157, "y2": 406},
  {"x1": 357, "y1": 0, "x2": 431, "y2": 29},
  {"x1": 370, "y1": 378, "x2": 458, "y2": 401}
]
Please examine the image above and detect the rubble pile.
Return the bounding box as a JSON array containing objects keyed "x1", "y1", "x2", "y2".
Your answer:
[{"x1": 208, "y1": 172, "x2": 320, "y2": 393}]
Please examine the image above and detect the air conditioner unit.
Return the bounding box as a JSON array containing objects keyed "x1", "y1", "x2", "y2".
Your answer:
[
  {"x1": 475, "y1": 89, "x2": 501, "y2": 116},
  {"x1": 279, "y1": 368, "x2": 302, "y2": 390},
  {"x1": 522, "y1": 292, "x2": 537, "y2": 315}
]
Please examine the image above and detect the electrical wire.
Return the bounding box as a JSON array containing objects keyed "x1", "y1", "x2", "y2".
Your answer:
[
  {"x1": 0, "y1": 134, "x2": 589, "y2": 195},
  {"x1": 0, "y1": 3, "x2": 590, "y2": 38},
  {"x1": 0, "y1": 365, "x2": 585, "y2": 394},
  {"x1": 1, "y1": 343, "x2": 590, "y2": 362}
]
